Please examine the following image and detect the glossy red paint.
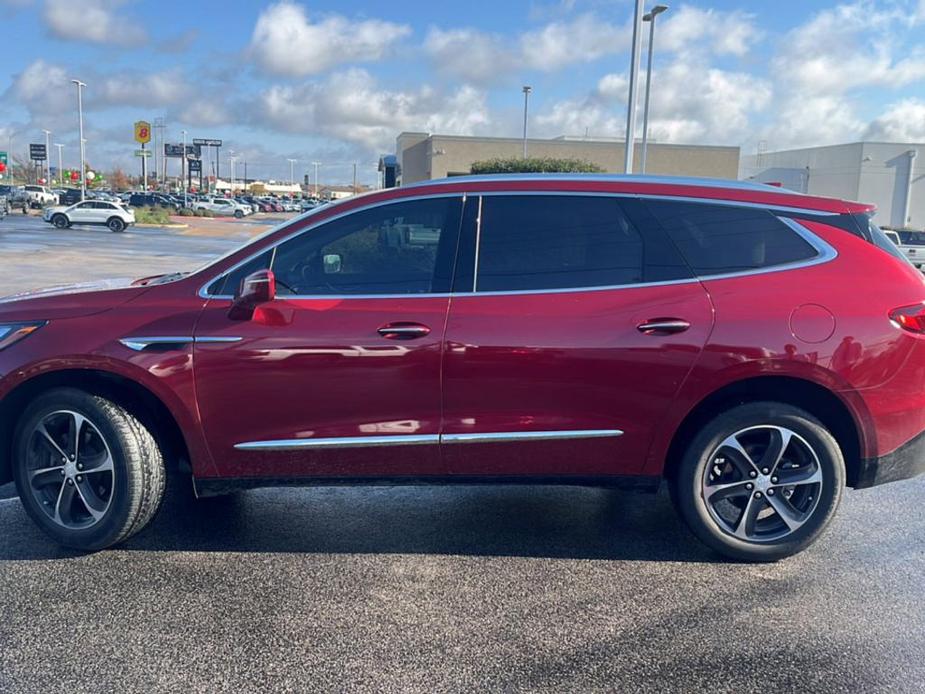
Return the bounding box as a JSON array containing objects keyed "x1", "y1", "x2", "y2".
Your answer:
[{"x1": 0, "y1": 175, "x2": 924, "y2": 492}]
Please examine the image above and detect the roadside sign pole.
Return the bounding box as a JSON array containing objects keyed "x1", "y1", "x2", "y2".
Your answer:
[{"x1": 141, "y1": 142, "x2": 147, "y2": 192}]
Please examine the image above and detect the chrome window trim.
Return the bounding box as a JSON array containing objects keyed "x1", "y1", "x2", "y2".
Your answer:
[
  {"x1": 440, "y1": 430, "x2": 624, "y2": 444},
  {"x1": 197, "y1": 191, "x2": 839, "y2": 301},
  {"x1": 234, "y1": 435, "x2": 439, "y2": 451},
  {"x1": 233, "y1": 429, "x2": 624, "y2": 451}
]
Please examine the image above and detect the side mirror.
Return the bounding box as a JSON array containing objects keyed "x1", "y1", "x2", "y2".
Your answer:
[
  {"x1": 323, "y1": 253, "x2": 343, "y2": 274},
  {"x1": 229, "y1": 269, "x2": 276, "y2": 321}
]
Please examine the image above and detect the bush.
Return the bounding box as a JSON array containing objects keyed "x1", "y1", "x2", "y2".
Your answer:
[
  {"x1": 133, "y1": 206, "x2": 171, "y2": 225},
  {"x1": 194, "y1": 208, "x2": 206, "y2": 217},
  {"x1": 178, "y1": 208, "x2": 195, "y2": 217},
  {"x1": 470, "y1": 157, "x2": 605, "y2": 175}
]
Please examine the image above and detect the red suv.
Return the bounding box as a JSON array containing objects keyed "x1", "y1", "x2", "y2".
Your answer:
[{"x1": 2, "y1": 175, "x2": 924, "y2": 561}]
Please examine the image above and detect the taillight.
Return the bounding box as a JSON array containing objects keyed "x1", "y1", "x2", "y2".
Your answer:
[{"x1": 890, "y1": 304, "x2": 925, "y2": 333}]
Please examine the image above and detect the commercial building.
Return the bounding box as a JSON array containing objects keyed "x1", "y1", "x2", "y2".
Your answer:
[
  {"x1": 743, "y1": 142, "x2": 923, "y2": 229},
  {"x1": 394, "y1": 132, "x2": 741, "y2": 186}
]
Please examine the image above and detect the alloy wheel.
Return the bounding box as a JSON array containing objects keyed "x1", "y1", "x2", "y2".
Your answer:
[
  {"x1": 24, "y1": 410, "x2": 115, "y2": 530},
  {"x1": 701, "y1": 425, "x2": 823, "y2": 543}
]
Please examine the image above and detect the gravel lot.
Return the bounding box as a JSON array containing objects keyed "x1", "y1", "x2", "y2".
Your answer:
[{"x1": 0, "y1": 213, "x2": 923, "y2": 693}]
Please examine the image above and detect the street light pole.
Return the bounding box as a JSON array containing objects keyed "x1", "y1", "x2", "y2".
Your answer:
[
  {"x1": 229, "y1": 154, "x2": 237, "y2": 196},
  {"x1": 641, "y1": 5, "x2": 669, "y2": 175},
  {"x1": 522, "y1": 86, "x2": 532, "y2": 159},
  {"x1": 287, "y1": 158, "x2": 296, "y2": 186},
  {"x1": 181, "y1": 129, "x2": 187, "y2": 207},
  {"x1": 54, "y1": 143, "x2": 64, "y2": 186},
  {"x1": 41, "y1": 129, "x2": 51, "y2": 183},
  {"x1": 71, "y1": 79, "x2": 87, "y2": 200},
  {"x1": 624, "y1": 0, "x2": 645, "y2": 174},
  {"x1": 312, "y1": 161, "x2": 321, "y2": 198}
]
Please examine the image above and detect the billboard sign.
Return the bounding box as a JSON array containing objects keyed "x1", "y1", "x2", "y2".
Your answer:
[
  {"x1": 193, "y1": 138, "x2": 222, "y2": 147},
  {"x1": 29, "y1": 144, "x2": 47, "y2": 161},
  {"x1": 164, "y1": 144, "x2": 184, "y2": 157},
  {"x1": 134, "y1": 121, "x2": 152, "y2": 144}
]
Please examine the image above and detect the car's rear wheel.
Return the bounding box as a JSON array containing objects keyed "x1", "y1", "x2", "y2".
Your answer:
[
  {"x1": 12, "y1": 388, "x2": 166, "y2": 551},
  {"x1": 234, "y1": 209, "x2": 244, "y2": 219},
  {"x1": 52, "y1": 214, "x2": 68, "y2": 229},
  {"x1": 107, "y1": 217, "x2": 125, "y2": 233},
  {"x1": 672, "y1": 402, "x2": 845, "y2": 562}
]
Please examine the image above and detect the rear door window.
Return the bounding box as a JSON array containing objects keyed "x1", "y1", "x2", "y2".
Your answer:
[
  {"x1": 471, "y1": 195, "x2": 691, "y2": 293},
  {"x1": 645, "y1": 201, "x2": 818, "y2": 277}
]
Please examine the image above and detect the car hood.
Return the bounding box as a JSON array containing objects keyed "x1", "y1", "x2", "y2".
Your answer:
[{"x1": 0, "y1": 278, "x2": 149, "y2": 320}]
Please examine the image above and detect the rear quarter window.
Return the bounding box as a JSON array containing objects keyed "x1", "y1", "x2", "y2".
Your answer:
[{"x1": 645, "y1": 201, "x2": 818, "y2": 277}]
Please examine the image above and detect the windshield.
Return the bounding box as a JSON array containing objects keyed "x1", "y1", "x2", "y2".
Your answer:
[{"x1": 899, "y1": 231, "x2": 925, "y2": 245}]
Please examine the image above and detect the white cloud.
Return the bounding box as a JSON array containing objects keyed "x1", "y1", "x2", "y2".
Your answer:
[
  {"x1": 258, "y1": 69, "x2": 490, "y2": 152},
  {"x1": 426, "y1": 13, "x2": 629, "y2": 82},
  {"x1": 249, "y1": 2, "x2": 411, "y2": 77},
  {"x1": 520, "y1": 14, "x2": 630, "y2": 70},
  {"x1": 536, "y1": 62, "x2": 771, "y2": 144},
  {"x1": 43, "y1": 0, "x2": 146, "y2": 46},
  {"x1": 864, "y1": 99, "x2": 925, "y2": 141},
  {"x1": 424, "y1": 29, "x2": 515, "y2": 83},
  {"x1": 658, "y1": 6, "x2": 761, "y2": 57}
]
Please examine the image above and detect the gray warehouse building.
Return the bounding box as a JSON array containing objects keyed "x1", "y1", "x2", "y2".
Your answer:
[
  {"x1": 394, "y1": 132, "x2": 741, "y2": 186},
  {"x1": 744, "y1": 142, "x2": 923, "y2": 230}
]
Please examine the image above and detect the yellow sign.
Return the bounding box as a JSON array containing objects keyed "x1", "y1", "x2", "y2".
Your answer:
[{"x1": 134, "y1": 121, "x2": 151, "y2": 144}]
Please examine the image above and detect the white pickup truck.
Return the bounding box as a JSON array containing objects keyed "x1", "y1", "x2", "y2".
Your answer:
[
  {"x1": 892, "y1": 230, "x2": 925, "y2": 270},
  {"x1": 23, "y1": 185, "x2": 57, "y2": 208}
]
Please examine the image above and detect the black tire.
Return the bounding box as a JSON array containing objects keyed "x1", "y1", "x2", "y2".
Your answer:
[
  {"x1": 52, "y1": 214, "x2": 68, "y2": 229},
  {"x1": 12, "y1": 388, "x2": 166, "y2": 551},
  {"x1": 671, "y1": 402, "x2": 845, "y2": 562},
  {"x1": 107, "y1": 217, "x2": 125, "y2": 233},
  {"x1": 234, "y1": 209, "x2": 244, "y2": 219}
]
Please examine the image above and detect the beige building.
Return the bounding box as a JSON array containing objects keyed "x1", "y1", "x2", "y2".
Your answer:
[{"x1": 395, "y1": 132, "x2": 741, "y2": 185}]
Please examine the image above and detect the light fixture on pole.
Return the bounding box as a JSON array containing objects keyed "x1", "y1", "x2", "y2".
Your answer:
[
  {"x1": 623, "y1": 0, "x2": 645, "y2": 174},
  {"x1": 54, "y1": 143, "x2": 64, "y2": 186},
  {"x1": 70, "y1": 79, "x2": 87, "y2": 200},
  {"x1": 640, "y1": 4, "x2": 669, "y2": 175},
  {"x1": 287, "y1": 158, "x2": 297, "y2": 186},
  {"x1": 41, "y1": 129, "x2": 51, "y2": 183},
  {"x1": 522, "y1": 86, "x2": 533, "y2": 159}
]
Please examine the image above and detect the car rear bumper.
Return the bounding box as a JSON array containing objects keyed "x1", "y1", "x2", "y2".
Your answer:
[{"x1": 855, "y1": 428, "x2": 925, "y2": 489}]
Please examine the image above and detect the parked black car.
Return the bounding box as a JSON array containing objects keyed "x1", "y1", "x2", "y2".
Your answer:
[
  {"x1": 128, "y1": 193, "x2": 180, "y2": 211},
  {"x1": 58, "y1": 188, "x2": 83, "y2": 206}
]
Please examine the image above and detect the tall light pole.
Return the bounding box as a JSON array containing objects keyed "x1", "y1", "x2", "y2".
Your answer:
[
  {"x1": 522, "y1": 86, "x2": 533, "y2": 159},
  {"x1": 54, "y1": 143, "x2": 64, "y2": 186},
  {"x1": 41, "y1": 129, "x2": 51, "y2": 183},
  {"x1": 640, "y1": 5, "x2": 669, "y2": 174},
  {"x1": 7, "y1": 132, "x2": 14, "y2": 185},
  {"x1": 229, "y1": 153, "x2": 237, "y2": 196},
  {"x1": 71, "y1": 79, "x2": 87, "y2": 199},
  {"x1": 312, "y1": 161, "x2": 321, "y2": 198},
  {"x1": 623, "y1": 0, "x2": 645, "y2": 174},
  {"x1": 287, "y1": 158, "x2": 296, "y2": 186},
  {"x1": 181, "y1": 129, "x2": 187, "y2": 206}
]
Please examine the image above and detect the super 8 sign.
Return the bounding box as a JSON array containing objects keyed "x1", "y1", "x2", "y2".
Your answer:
[{"x1": 134, "y1": 121, "x2": 151, "y2": 144}]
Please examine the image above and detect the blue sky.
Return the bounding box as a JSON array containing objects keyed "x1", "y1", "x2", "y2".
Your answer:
[{"x1": 3, "y1": 0, "x2": 925, "y2": 184}]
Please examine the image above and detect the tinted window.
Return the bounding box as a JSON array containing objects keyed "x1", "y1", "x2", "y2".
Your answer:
[
  {"x1": 647, "y1": 201, "x2": 818, "y2": 276},
  {"x1": 206, "y1": 197, "x2": 462, "y2": 297},
  {"x1": 473, "y1": 195, "x2": 690, "y2": 292}
]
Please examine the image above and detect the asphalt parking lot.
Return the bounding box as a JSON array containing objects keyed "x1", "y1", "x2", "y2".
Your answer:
[{"x1": 0, "y1": 213, "x2": 923, "y2": 692}]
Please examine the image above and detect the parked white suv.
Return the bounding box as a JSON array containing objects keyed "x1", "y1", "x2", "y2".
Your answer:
[
  {"x1": 43, "y1": 200, "x2": 135, "y2": 232},
  {"x1": 23, "y1": 185, "x2": 57, "y2": 208},
  {"x1": 193, "y1": 197, "x2": 251, "y2": 218}
]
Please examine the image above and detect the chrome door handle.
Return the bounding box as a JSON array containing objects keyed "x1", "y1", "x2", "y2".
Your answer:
[
  {"x1": 637, "y1": 319, "x2": 691, "y2": 335},
  {"x1": 377, "y1": 323, "x2": 431, "y2": 340}
]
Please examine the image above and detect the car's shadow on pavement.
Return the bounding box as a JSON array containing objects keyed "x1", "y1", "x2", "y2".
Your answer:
[{"x1": 0, "y1": 482, "x2": 717, "y2": 563}]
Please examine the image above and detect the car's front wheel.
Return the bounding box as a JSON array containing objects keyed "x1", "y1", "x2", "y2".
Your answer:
[
  {"x1": 12, "y1": 388, "x2": 166, "y2": 551},
  {"x1": 52, "y1": 214, "x2": 69, "y2": 229},
  {"x1": 234, "y1": 209, "x2": 244, "y2": 219},
  {"x1": 107, "y1": 217, "x2": 126, "y2": 233},
  {"x1": 672, "y1": 402, "x2": 845, "y2": 562}
]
